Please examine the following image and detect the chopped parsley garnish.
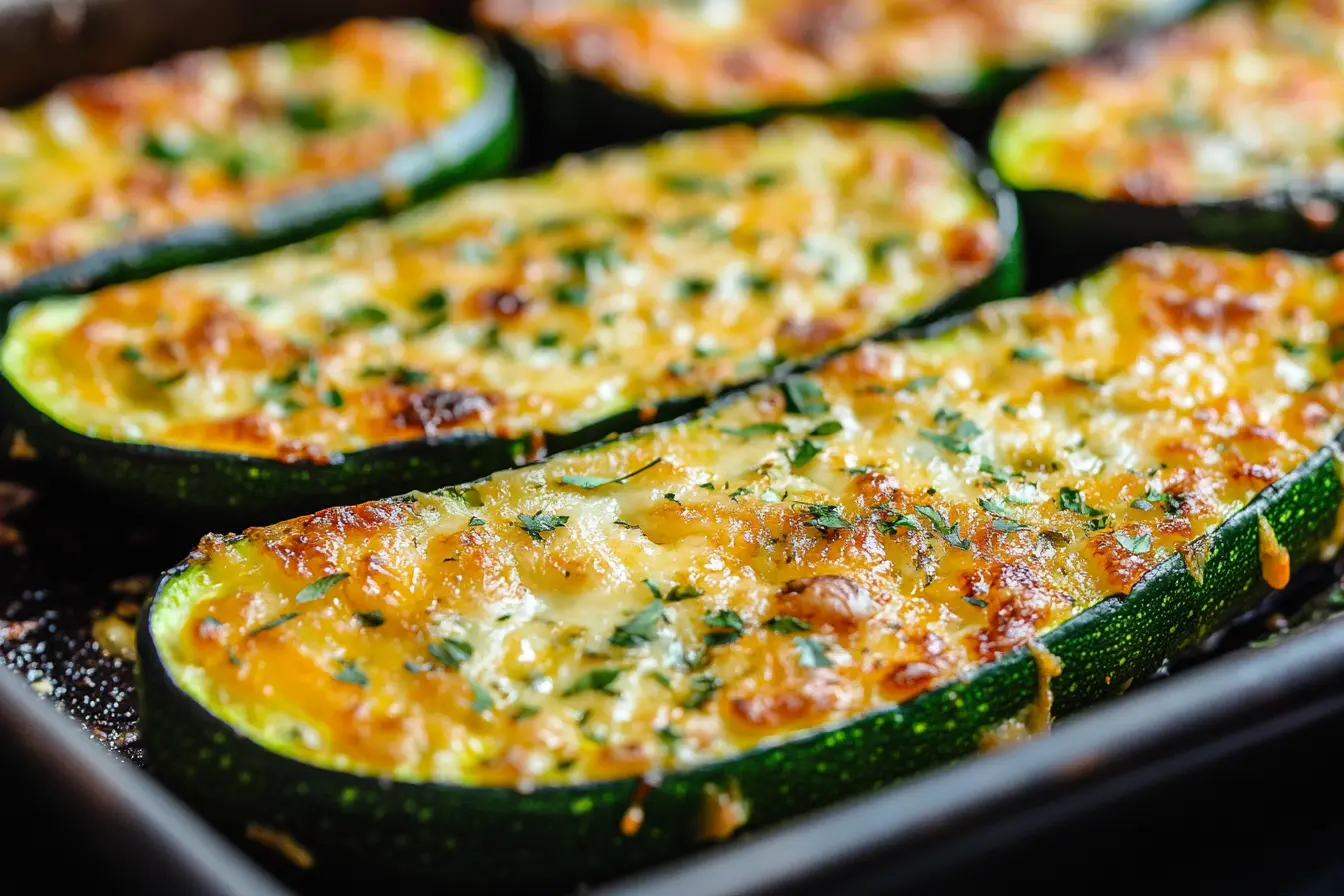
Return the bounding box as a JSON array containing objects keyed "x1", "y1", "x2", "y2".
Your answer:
[
  {"x1": 795, "y1": 637, "x2": 832, "y2": 668},
  {"x1": 991, "y1": 519, "x2": 1030, "y2": 533},
  {"x1": 1131, "y1": 487, "x2": 1183, "y2": 515},
  {"x1": 914, "y1": 504, "x2": 970, "y2": 550},
  {"x1": 428, "y1": 638, "x2": 474, "y2": 669},
  {"x1": 247, "y1": 612, "x2": 299, "y2": 636},
  {"x1": 341, "y1": 304, "x2": 390, "y2": 328},
  {"x1": 782, "y1": 376, "x2": 829, "y2": 415},
  {"x1": 810, "y1": 420, "x2": 842, "y2": 436},
  {"x1": 467, "y1": 516, "x2": 486, "y2": 527},
  {"x1": 703, "y1": 609, "x2": 745, "y2": 646},
  {"x1": 963, "y1": 596, "x2": 989, "y2": 609},
  {"x1": 416, "y1": 289, "x2": 448, "y2": 313},
  {"x1": 1058, "y1": 487, "x2": 1105, "y2": 517},
  {"x1": 321, "y1": 387, "x2": 344, "y2": 408},
  {"x1": 677, "y1": 276, "x2": 715, "y2": 299},
  {"x1": 354, "y1": 611, "x2": 384, "y2": 627},
  {"x1": 798, "y1": 502, "x2": 852, "y2": 531},
  {"x1": 610, "y1": 600, "x2": 664, "y2": 648},
  {"x1": 149, "y1": 370, "x2": 188, "y2": 388},
  {"x1": 1011, "y1": 345, "x2": 1051, "y2": 362},
  {"x1": 512, "y1": 705, "x2": 540, "y2": 721},
  {"x1": 469, "y1": 679, "x2": 493, "y2": 713},
  {"x1": 666, "y1": 584, "x2": 704, "y2": 602},
  {"x1": 332, "y1": 659, "x2": 368, "y2": 686},
  {"x1": 789, "y1": 439, "x2": 823, "y2": 469},
  {"x1": 284, "y1": 97, "x2": 335, "y2": 132},
  {"x1": 1115, "y1": 532, "x2": 1153, "y2": 554},
  {"x1": 766, "y1": 616, "x2": 811, "y2": 634},
  {"x1": 899, "y1": 374, "x2": 940, "y2": 392},
  {"x1": 536, "y1": 330, "x2": 562, "y2": 348},
  {"x1": 978, "y1": 497, "x2": 1012, "y2": 517},
  {"x1": 877, "y1": 512, "x2": 921, "y2": 535},
  {"x1": 682, "y1": 674, "x2": 723, "y2": 709},
  {"x1": 660, "y1": 173, "x2": 731, "y2": 195},
  {"x1": 118, "y1": 345, "x2": 142, "y2": 363},
  {"x1": 868, "y1": 234, "x2": 910, "y2": 264},
  {"x1": 518, "y1": 512, "x2": 569, "y2": 540},
  {"x1": 920, "y1": 418, "x2": 981, "y2": 455},
  {"x1": 563, "y1": 668, "x2": 623, "y2": 697},
  {"x1": 295, "y1": 572, "x2": 349, "y2": 603},
  {"x1": 721, "y1": 422, "x2": 790, "y2": 438},
  {"x1": 142, "y1": 133, "x2": 191, "y2": 163},
  {"x1": 553, "y1": 283, "x2": 589, "y2": 306},
  {"x1": 392, "y1": 365, "x2": 430, "y2": 386},
  {"x1": 741, "y1": 271, "x2": 776, "y2": 294},
  {"x1": 454, "y1": 241, "x2": 497, "y2": 264},
  {"x1": 557, "y1": 241, "x2": 620, "y2": 279}
]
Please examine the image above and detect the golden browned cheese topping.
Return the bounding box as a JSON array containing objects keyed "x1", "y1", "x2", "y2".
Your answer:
[
  {"x1": 993, "y1": 0, "x2": 1344, "y2": 204},
  {"x1": 1, "y1": 117, "x2": 1003, "y2": 461},
  {"x1": 0, "y1": 20, "x2": 490, "y2": 287},
  {"x1": 476, "y1": 0, "x2": 1191, "y2": 112},
  {"x1": 151, "y1": 246, "x2": 1344, "y2": 787}
]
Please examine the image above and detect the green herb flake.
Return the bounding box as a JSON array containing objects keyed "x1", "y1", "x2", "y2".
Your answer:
[
  {"x1": 810, "y1": 420, "x2": 843, "y2": 436},
  {"x1": 721, "y1": 422, "x2": 790, "y2": 438},
  {"x1": 1011, "y1": 345, "x2": 1051, "y2": 362},
  {"x1": 469, "y1": 679, "x2": 493, "y2": 713},
  {"x1": 321, "y1": 387, "x2": 344, "y2": 408},
  {"x1": 899, "y1": 375, "x2": 940, "y2": 393},
  {"x1": 353, "y1": 610, "x2": 385, "y2": 627},
  {"x1": 332, "y1": 659, "x2": 368, "y2": 687},
  {"x1": 553, "y1": 283, "x2": 589, "y2": 306},
  {"x1": 559, "y1": 462, "x2": 663, "y2": 491},
  {"x1": 285, "y1": 97, "x2": 335, "y2": 132},
  {"x1": 428, "y1": 638, "x2": 474, "y2": 669},
  {"x1": 342, "y1": 304, "x2": 390, "y2": 328},
  {"x1": 789, "y1": 439, "x2": 823, "y2": 469},
  {"x1": 877, "y1": 513, "x2": 921, "y2": 535},
  {"x1": 666, "y1": 584, "x2": 704, "y2": 602},
  {"x1": 518, "y1": 512, "x2": 569, "y2": 540},
  {"x1": 610, "y1": 599, "x2": 664, "y2": 648},
  {"x1": 782, "y1": 376, "x2": 830, "y2": 416},
  {"x1": 1058, "y1": 487, "x2": 1105, "y2": 517},
  {"x1": 536, "y1": 330, "x2": 562, "y2": 349},
  {"x1": 766, "y1": 616, "x2": 811, "y2": 634},
  {"x1": 914, "y1": 504, "x2": 970, "y2": 550},
  {"x1": 963, "y1": 596, "x2": 989, "y2": 609},
  {"x1": 296, "y1": 572, "x2": 349, "y2": 604},
  {"x1": 682, "y1": 674, "x2": 723, "y2": 709},
  {"x1": 795, "y1": 637, "x2": 832, "y2": 668},
  {"x1": 1115, "y1": 531, "x2": 1153, "y2": 554},
  {"x1": 676, "y1": 276, "x2": 716, "y2": 299},
  {"x1": 563, "y1": 668, "x2": 623, "y2": 697},
  {"x1": 512, "y1": 705, "x2": 540, "y2": 721},
  {"x1": 798, "y1": 502, "x2": 852, "y2": 531},
  {"x1": 991, "y1": 519, "x2": 1030, "y2": 533},
  {"x1": 643, "y1": 579, "x2": 663, "y2": 600},
  {"x1": 247, "y1": 612, "x2": 300, "y2": 637},
  {"x1": 467, "y1": 516, "x2": 486, "y2": 528},
  {"x1": 118, "y1": 345, "x2": 142, "y2": 363},
  {"x1": 919, "y1": 429, "x2": 972, "y2": 455}
]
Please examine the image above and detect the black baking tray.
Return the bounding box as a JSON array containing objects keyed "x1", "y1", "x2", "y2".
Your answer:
[{"x1": 4, "y1": 1, "x2": 1344, "y2": 892}]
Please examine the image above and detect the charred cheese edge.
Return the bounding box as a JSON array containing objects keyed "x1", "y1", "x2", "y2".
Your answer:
[
  {"x1": 476, "y1": 0, "x2": 1196, "y2": 114},
  {"x1": 993, "y1": 0, "x2": 1344, "y2": 205},
  {"x1": 0, "y1": 19, "x2": 490, "y2": 288},
  {"x1": 0, "y1": 117, "x2": 1003, "y2": 462},
  {"x1": 149, "y1": 245, "x2": 1344, "y2": 788}
]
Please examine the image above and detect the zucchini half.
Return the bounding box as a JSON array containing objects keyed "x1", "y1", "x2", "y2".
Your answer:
[
  {"x1": 0, "y1": 116, "x2": 1020, "y2": 524},
  {"x1": 139, "y1": 245, "x2": 1344, "y2": 890},
  {"x1": 0, "y1": 19, "x2": 518, "y2": 305},
  {"x1": 992, "y1": 0, "x2": 1344, "y2": 282},
  {"x1": 474, "y1": 0, "x2": 1207, "y2": 157}
]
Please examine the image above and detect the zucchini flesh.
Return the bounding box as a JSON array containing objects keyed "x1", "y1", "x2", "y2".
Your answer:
[
  {"x1": 476, "y1": 0, "x2": 1206, "y2": 154},
  {"x1": 0, "y1": 19, "x2": 517, "y2": 304},
  {"x1": 0, "y1": 116, "x2": 1019, "y2": 521},
  {"x1": 992, "y1": 0, "x2": 1344, "y2": 278},
  {"x1": 140, "y1": 245, "x2": 1344, "y2": 888}
]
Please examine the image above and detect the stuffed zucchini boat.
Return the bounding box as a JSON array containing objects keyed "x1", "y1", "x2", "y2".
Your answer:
[
  {"x1": 140, "y1": 245, "x2": 1344, "y2": 888},
  {"x1": 993, "y1": 0, "x2": 1344, "y2": 280},
  {"x1": 474, "y1": 0, "x2": 1207, "y2": 155},
  {"x1": 0, "y1": 19, "x2": 517, "y2": 305},
  {"x1": 0, "y1": 116, "x2": 1020, "y2": 522}
]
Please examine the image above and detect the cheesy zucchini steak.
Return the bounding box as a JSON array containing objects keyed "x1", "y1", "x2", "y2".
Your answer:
[
  {"x1": 475, "y1": 0, "x2": 1207, "y2": 154},
  {"x1": 0, "y1": 19, "x2": 516, "y2": 305},
  {"x1": 140, "y1": 245, "x2": 1344, "y2": 888},
  {"x1": 993, "y1": 0, "x2": 1344, "y2": 277},
  {"x1": 0, "y1": 116, "x2": 1019, "y2": 521}
]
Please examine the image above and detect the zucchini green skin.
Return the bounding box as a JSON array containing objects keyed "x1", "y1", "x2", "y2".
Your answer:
[
  {"x1": 0, "y1": 148, "x2": 1022, "y2": 526},
  {"x1": 1008, "y1": 188, "x2": 1344, "y2": 289},
  {"x1": 0, "y1": 56, "x2": 520, "y2": 307},
  {"x1": 483, "y1": 0, "x2": 1208, "y2": 161},
  {"x1": 135, "y1": 407, "x2": 1344, "y2": 891}
]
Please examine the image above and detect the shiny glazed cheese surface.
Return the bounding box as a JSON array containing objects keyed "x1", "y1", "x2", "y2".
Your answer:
[
  {"x1": 476, "y1": 0, "x2": 1189, "y2": 112},
  {"x1": 1, "y1": 117, "x2": 1001, "y2": 461},
  {"x1": 0, "y1": 19, "x2": 489, "y2": 287},
  {"x1": 994, "y1": 0, "x2": 1344, "y2": 204},
  {"x1": 153, "y1": 246, "x2": 1344, "y2": 787}
]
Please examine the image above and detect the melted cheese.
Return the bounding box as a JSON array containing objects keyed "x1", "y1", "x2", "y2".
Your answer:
[
  {"x1": 994, "y1": 0, "x2": 1344, "y2": 204},
  {"x1": 1, "y1": 117, "x2": 1002, "y2": 461},
  {"x1": 151, "y1": 246, "x2": 1344, "y2": 788},
  {"x1": 0, "y1": 20, "x2": 489, "y2": 287},
  {"x1": 476, "y1": 0, "x2": 1190, "y2": 112}
]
